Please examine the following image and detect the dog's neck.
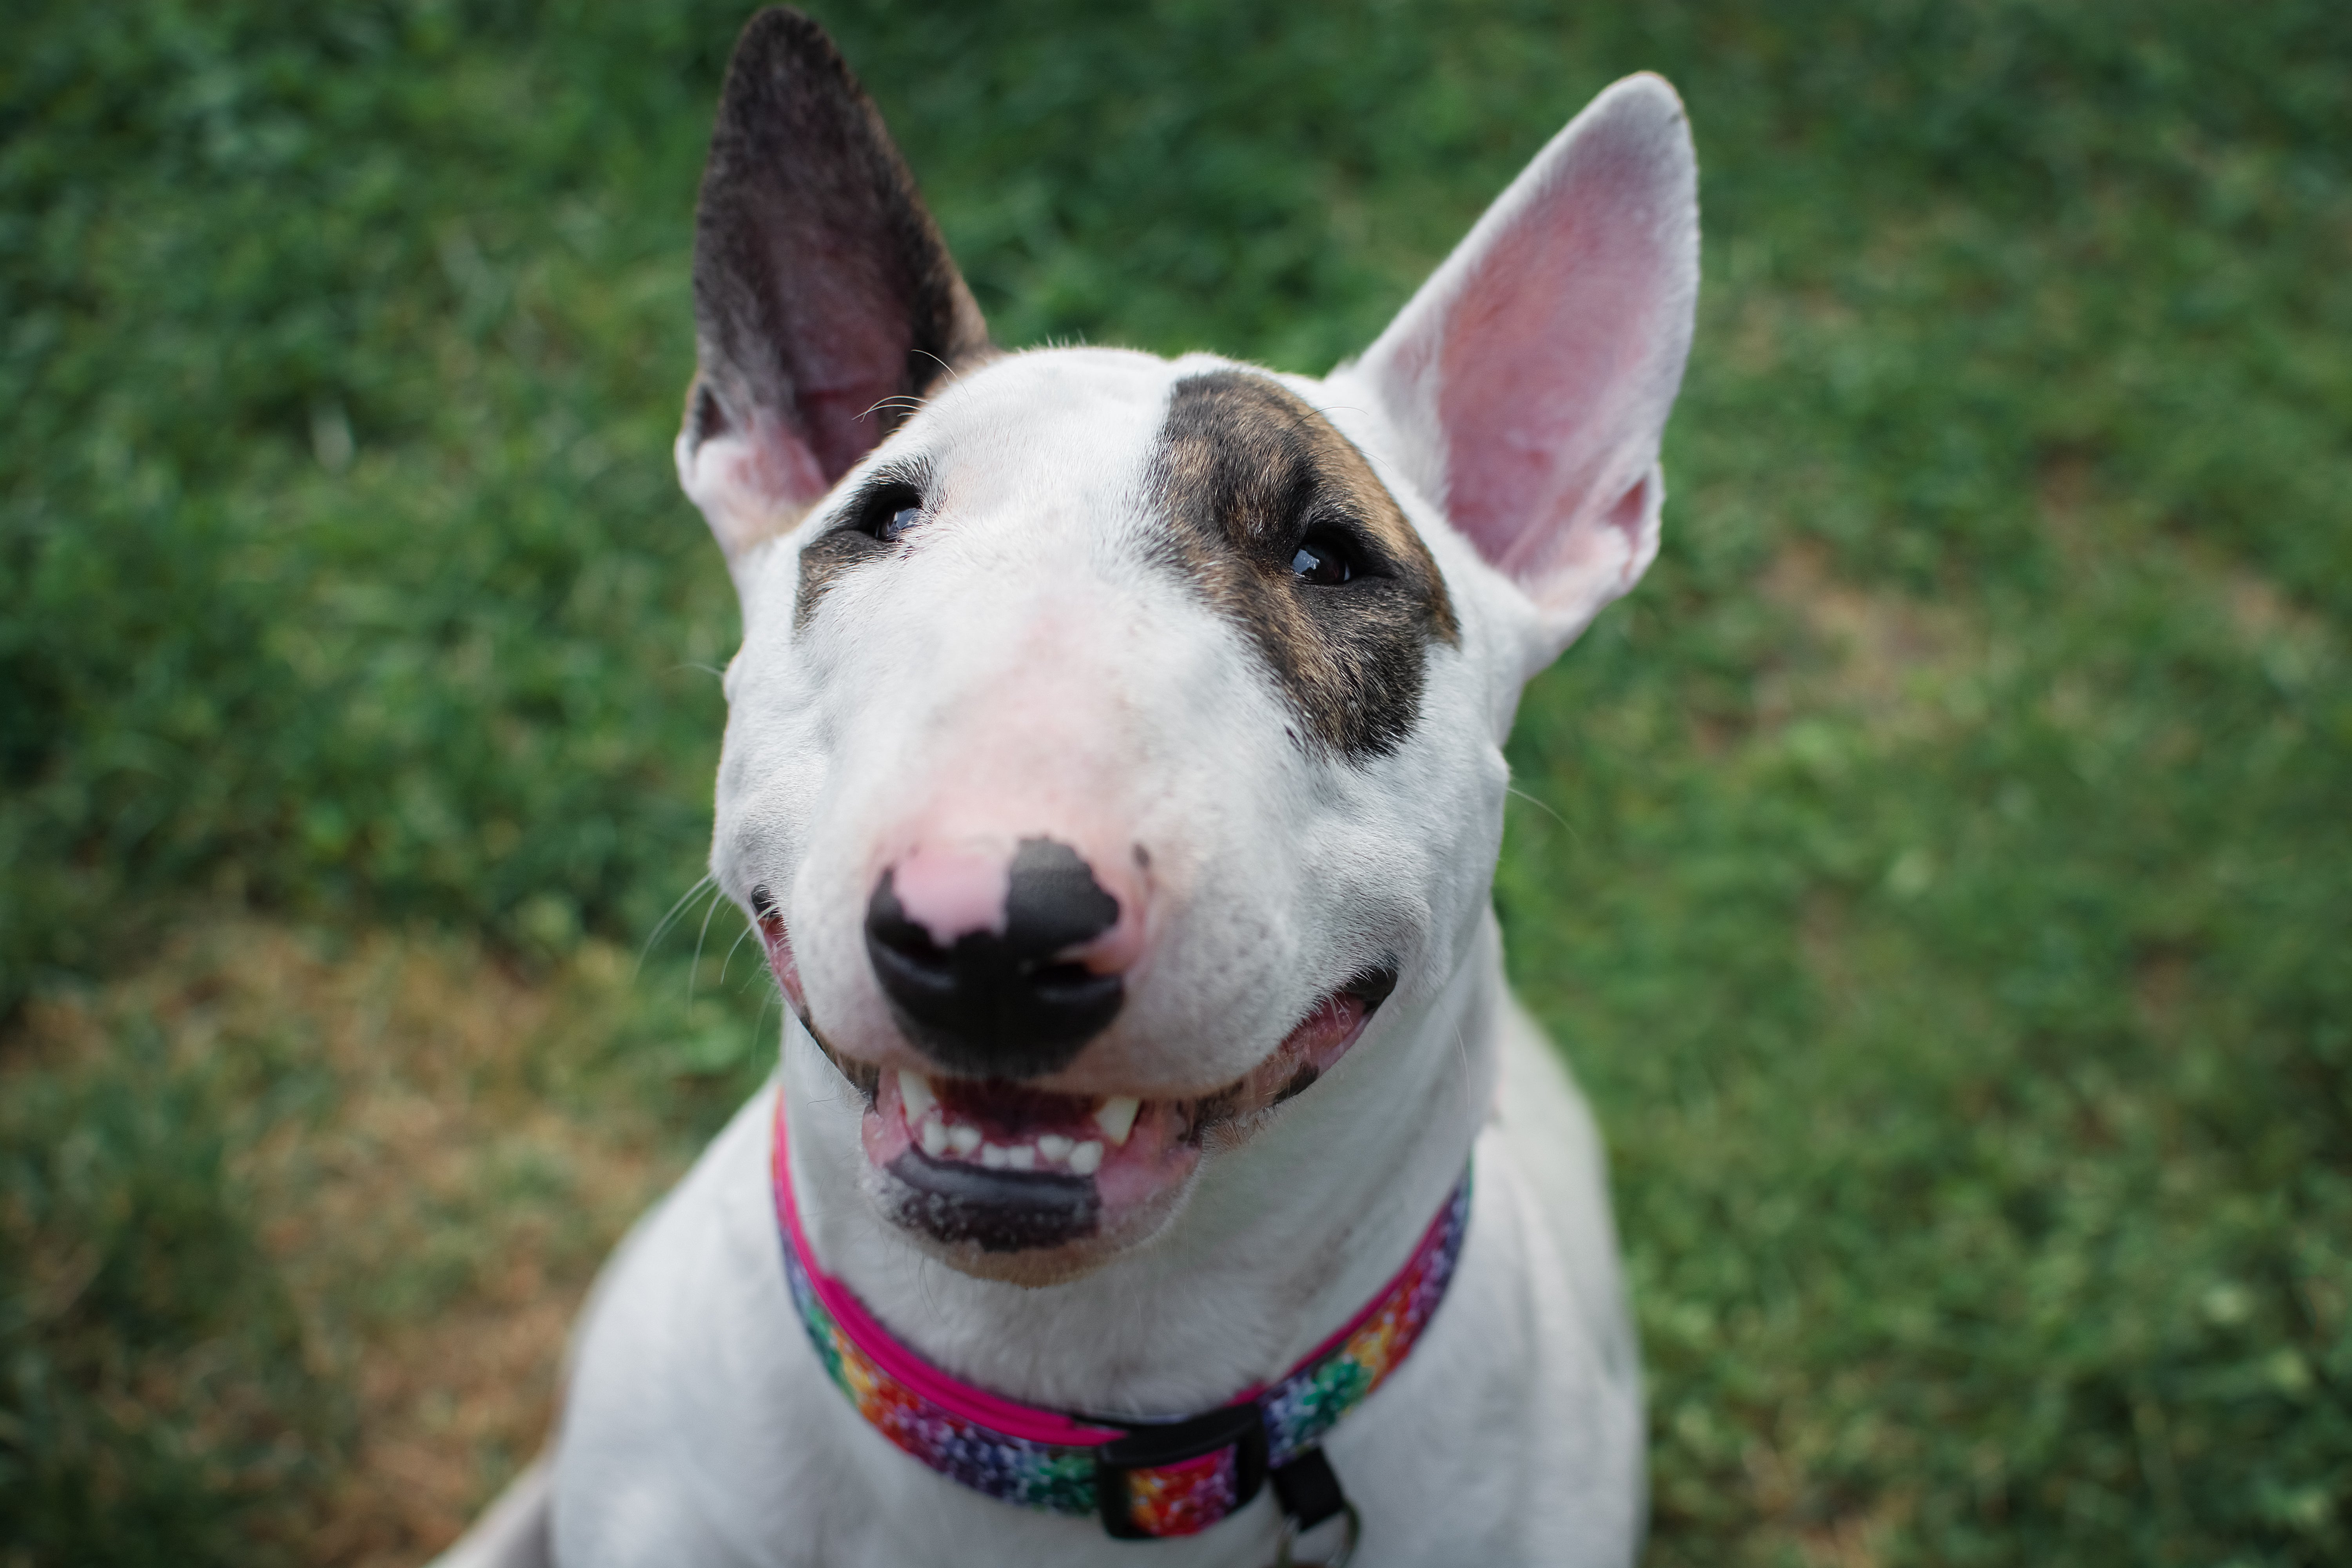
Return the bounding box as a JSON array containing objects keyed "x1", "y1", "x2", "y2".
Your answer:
[{"x1": 780, "y1": 911, "x2": 1505, "y2": 1420}]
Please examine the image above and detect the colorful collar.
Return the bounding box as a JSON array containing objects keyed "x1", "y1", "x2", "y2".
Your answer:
[{"x1": 769, "y1": 1087, "x2": 1470, "y2": 1542}]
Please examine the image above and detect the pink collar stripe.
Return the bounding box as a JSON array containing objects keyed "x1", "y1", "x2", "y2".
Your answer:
[
  {"x1": 769, "y1": 1101, "x2": 1123, "y2": 1446},
  {"x1": 768, "y1": 1087, "x2": 1471, "y2": 1539}
]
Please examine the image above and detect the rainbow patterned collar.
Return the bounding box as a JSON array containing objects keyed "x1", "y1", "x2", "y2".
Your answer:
[{"x1": 769, "y1": 1087, "x2": 1471, "y2": 1543}]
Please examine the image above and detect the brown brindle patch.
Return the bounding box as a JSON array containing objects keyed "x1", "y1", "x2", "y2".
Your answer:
[
  {"x1": 1151, "y1": 371, "x2": 1458, "y2": 760},
  {"x1": 793, "y1": 464, "x2": 926, "y2": 630},
  {"x1": 795, "y1": 524, "x2": 886, "y2": 629},
  {"x1": 1183, "y1": 1080, "x2": 1250, "y2": 1138}
]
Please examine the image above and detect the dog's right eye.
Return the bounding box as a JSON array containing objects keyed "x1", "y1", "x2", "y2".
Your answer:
[
  {"x1": 1290, "y1": 530, "x2": 1361, "y2": 587},
  {"x1": 851, "y1": 483, "x2": 926, "y2": 543}
]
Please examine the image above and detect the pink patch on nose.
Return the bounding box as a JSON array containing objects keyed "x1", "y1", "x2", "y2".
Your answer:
[{"x1": 889, "y1": 843, "x2": 1012, "y2": 947}]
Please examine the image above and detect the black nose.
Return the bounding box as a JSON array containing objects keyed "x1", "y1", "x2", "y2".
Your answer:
[{"x1": 864, "y1": 837, "x2": 1124, "y2": 1079}]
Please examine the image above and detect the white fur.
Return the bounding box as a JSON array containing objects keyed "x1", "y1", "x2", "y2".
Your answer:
[{"x1": 434, "y1": 69, "x2": 1696, "y2": 1568}]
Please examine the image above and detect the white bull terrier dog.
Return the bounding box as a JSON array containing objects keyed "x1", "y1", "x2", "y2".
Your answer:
[{"x1": 437, "y1": 7, "x2": 1697, "y2": 1565}]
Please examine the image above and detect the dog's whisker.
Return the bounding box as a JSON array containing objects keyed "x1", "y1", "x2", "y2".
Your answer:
[
  {"x1": 910, "y1": 347, "x2": 965, "y2": 387},
  {"x1": 686, "y1": 880, "x2": 733, "y2": 1011},
  {"x1": 637, "y1": 873, "x2": 717, "y2": 981},
  {"x1": 719, "y1": 916, "x2": 759, "y2": 988},
  {"x1": 644, "y1": 872, "x2": 715, "y2": 951},
  {"x1": 1506, "y1": 785, "x2": 1575, "y2": 839},
  {"x1": 749, "y1": 989, "x2": 776, "y2": 1062},
  {"x1": 1446, "y1": 1021, "x2": 1478, "y2": 1144}
]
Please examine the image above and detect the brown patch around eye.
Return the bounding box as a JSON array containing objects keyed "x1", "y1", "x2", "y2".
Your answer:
[
  {"x1": 1149, "y1": 371, "x2": 1458, "y2": 760},
  {"x1": 794, "y1": 468, "x2": 930, "y2": 631},
  {"x1": 795, "y1": 527, "x2": 887, "y2": 631}
]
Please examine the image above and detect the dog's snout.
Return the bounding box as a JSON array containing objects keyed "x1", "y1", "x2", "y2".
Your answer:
[{"x1": 865, "y1": 837, "x2": 1128, "y2": 1078}]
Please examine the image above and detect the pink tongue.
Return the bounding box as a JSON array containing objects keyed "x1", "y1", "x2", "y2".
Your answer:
[{"x1": 933, "y1": 1078, "x2": 1100, "y2": 1141}]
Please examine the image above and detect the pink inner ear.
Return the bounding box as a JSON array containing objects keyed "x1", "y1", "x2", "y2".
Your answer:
[
  {"x1": 798, "y1": 380, "x2": 897, "y2": 487},
  {"x1": 780, "y1": 273, "x2": 916, "y2": 499},
  {"x1": 1436, "y1": 142, "x2": 1683, "y2": 580},
  {"x1": 730, "y1": 410, "x2": 833, "y2": 518}
]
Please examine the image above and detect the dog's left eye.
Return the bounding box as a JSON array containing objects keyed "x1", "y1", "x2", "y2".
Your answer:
[
  {"x1": 851, "y1": 481, "x2": 925, "y2": 543},
  {"x1": 1290, "y1": 534, "x2": 1357, "y2": 586}
]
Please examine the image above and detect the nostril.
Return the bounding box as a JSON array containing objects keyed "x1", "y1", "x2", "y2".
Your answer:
[
  {"x1": 1029, "y1": 960, "x2": 1110, "y2": 1003},
  {"x1": 867, "y1": 871, "x2": 960, "y2": 988},
  {"x1": 867, "y1": 885, "x2": 942, "y2": 962},
  {"x1": 877, "y1": 925, "x2": 946, "y2": 966}
]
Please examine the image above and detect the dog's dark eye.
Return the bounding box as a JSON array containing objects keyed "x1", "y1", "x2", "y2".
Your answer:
[
  {"x1": 1290, "y1": 532, "x2": 1358, "y2": 586},
  {"x1": 852, "y1": 482, "x2": 925, "y2": 543}
]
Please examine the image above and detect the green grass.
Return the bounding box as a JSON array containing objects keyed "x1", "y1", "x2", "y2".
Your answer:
[
  {"x1": 4, "y1": 1, "x2": 2348, "y2": 1563},
  {"x1": 0, "y1": 1024, "x2": 330, "y2": 1562}
]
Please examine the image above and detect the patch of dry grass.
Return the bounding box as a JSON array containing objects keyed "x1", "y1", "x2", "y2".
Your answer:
[
  {"x1": 7, "y1": 920, "x2": 760, "y2": 1563},
  {"x1": 1756, "y1": 541, "x2": 1975, "y2": 739}
]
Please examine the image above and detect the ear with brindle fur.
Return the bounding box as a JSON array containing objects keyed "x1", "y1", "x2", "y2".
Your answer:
[
  {"x1": 1352, "y1": 74, "x2": 1699, "y2": 670},
  {"x1": 676, "y1": 6, "x2": 991, "y2": 563}
]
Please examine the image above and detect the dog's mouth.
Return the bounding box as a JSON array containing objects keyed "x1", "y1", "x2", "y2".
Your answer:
[{"x1": 802, "y1": 968, "x2": 1395, "y2": 1261}]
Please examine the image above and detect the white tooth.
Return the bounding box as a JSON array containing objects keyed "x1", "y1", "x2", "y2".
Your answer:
[
  {"x1": 918, "y1": 1118, "x2": 948, "y2": 1158},
  {"x1": 1037, "y1": 1134, "x2": 1074, "y2": 1163},
  {"x1": 898, "y1": 1070, "x2": 937, "y2": 1123},
  {"x1": 1069, "y1": 1140, "x2": 1104, "y2": 1176},
  {"x1": 980, "y1": 1143, "x2": 1009, "y2": 1169},
  {"x1": 1005, "y1": 1145, "x2": 1036, "y2": 1171},
  {"x1": 948, "y1": 1123, "x2": 982, "y2": 1157},
  {"x1": 1093, "y1": 1096, "x2": 1140, "y2": 1147}
]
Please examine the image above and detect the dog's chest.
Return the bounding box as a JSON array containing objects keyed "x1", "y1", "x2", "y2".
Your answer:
[{"x1": 552, "y1": 993, "x2": 1643, "y2": 1568}]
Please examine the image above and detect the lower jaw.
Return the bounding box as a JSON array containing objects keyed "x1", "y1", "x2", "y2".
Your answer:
[
  {"x1": 814, "y1": 973, "x2": 1392, "y2": 1274},
  {"x1": 856, "y1": 1070, "x2": 1204, "y2": 1275},
  {"x1": 869, "y1": 1145, "x2": 1201, "y2": 1286}
]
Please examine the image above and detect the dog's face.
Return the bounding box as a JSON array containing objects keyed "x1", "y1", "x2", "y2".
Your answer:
[
  {"x1": 675, "y1": 10, "x2": 1697, "y2": 1281},
  {"x1": 711, "y1": 347, "x2": 1507, "y2": 1270}
]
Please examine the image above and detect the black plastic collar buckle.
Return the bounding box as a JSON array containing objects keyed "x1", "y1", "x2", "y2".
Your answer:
[{"x1": 1095, "y1": 1402, "x2": 1269, "y2": 1539}]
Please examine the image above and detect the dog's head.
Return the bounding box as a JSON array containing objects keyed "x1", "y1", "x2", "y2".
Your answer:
[{"x1": 676, "y1": 9, "x2": 1697, "y2": 1281}]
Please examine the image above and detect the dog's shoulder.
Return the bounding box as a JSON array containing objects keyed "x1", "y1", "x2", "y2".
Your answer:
[{"x1": 552, "y1": 1088, "x2": 833, "y2": 1565}]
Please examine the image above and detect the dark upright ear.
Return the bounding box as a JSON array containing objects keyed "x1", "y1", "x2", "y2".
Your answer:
[
  {"x1": 1352, "y1": 74, "x2": 1698, "y2": 665},
  {"x1": 676, "y1": 7, "x2": 991, "y2": 561}
]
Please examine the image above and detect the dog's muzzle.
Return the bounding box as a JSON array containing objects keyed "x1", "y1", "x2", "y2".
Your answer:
[{"x1": 864, "y1": 836, "x2": 1125, "y2": 1078}]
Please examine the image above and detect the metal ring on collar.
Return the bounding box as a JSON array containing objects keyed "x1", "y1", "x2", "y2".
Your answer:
[{"x1": 1273, "y1": 1501, "x2": 1361, "y2": 1568}]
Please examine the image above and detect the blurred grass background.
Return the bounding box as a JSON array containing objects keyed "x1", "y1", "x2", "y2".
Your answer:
[{"x1": 2, "y1": 1, "x2": 2347, "y2": 1563}]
